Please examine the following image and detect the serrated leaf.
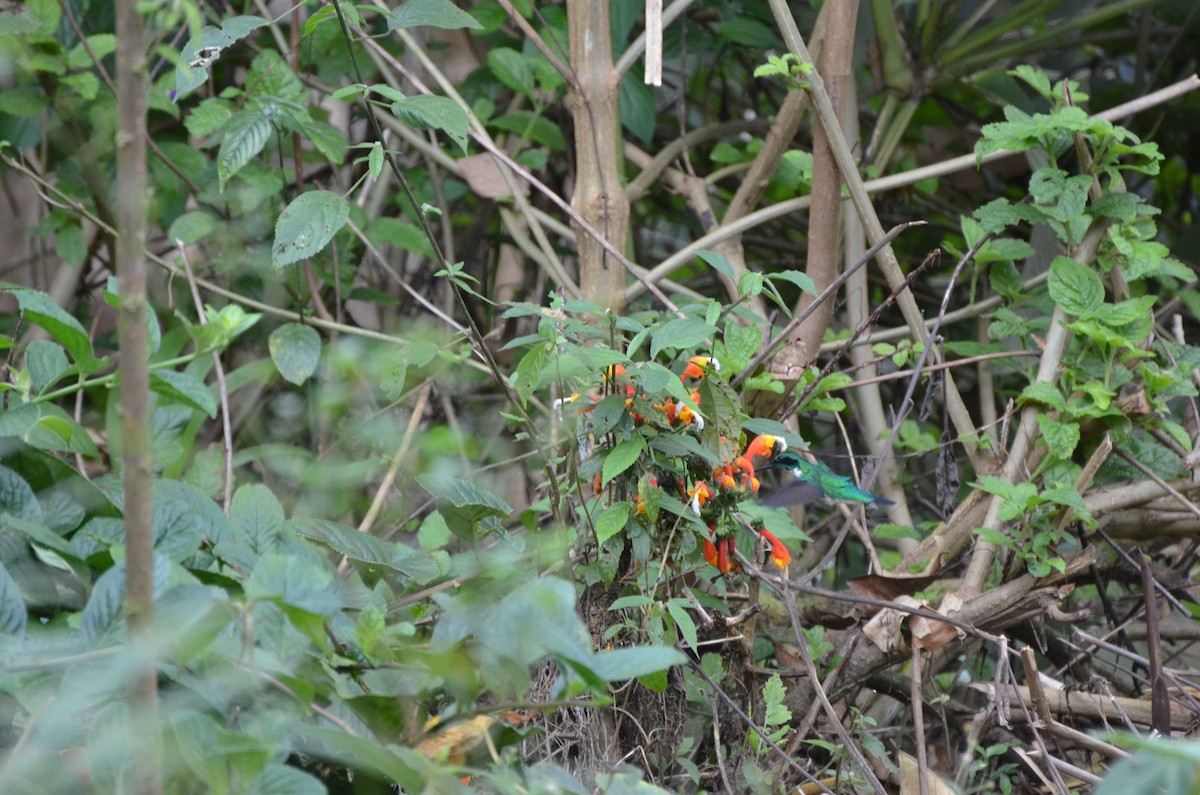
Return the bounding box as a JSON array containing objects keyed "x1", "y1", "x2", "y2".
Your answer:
[
  {"x1": 594, "y1": 502, "x2": 630, "y2": 545},
  {"x1": 1036, "y1": 415, "x2": 1080, "y2": 460},
  {"x1": 247, "y1": 552, "x2": 340, "y2": 618},
  {"x1": 1048, "y1": 256, "x2": 1103, "y2": 318},
  {"x1": 269, "y1": 323, "x2": 322, "y2": 386},
  {"x1": 272, "y1": 190, "x2": 350, "y2": 269},
  {"x1": 217, "y1": 110, "x2": 271, "y2": 190},
  {"x1": 292, "y1": 518, "x2": 438, "y2": 583},
  {"x1": 246, "y1": 48, "x2": 303, "y2": 102},
  {"x1": 417, "y1": 473, "x2": 512, "y2": 518},
  {"x1": 151, "y1": 370, "x2": 217, "y2": 418},
  {"x1": 602, "y1": 436, "x2": 646, "y2": 485},
  {"x1": 1018, "y1": 382, "x2": 1065, "y2": 412},
  {"x1": 392, "y1": 95, "x2": 469, "y2": 153},
  {"x1": 386, "y1": 0, "x2": 484, "y2": 30}
]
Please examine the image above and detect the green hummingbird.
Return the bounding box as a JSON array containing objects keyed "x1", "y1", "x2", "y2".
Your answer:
[{"x1": 759, "y1": 451, "x2": 892, "y2": 506}]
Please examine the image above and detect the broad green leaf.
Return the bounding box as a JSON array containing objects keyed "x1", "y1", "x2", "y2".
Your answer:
[
  {"x1": 697, "y1": 250, "x2": 734, "y2": 279},
  {"x1": 0, "y1": 562, "x2": 26, "y2": 637},
  {"x1": 11, "y1": 288, "x2": 102, "y2": 371},
  {"x1": 247, "y1": 764, "x2": 327, "y2": 795},
  {"x1": 231, "y1": 483, "x2": 285, "y2": 553},
  {"x1": 666, "y1": 599, "x2": 698, "y2": 653},
  {"x1": 619, "y1": 72, "x2": 655, "y2": 146},
  {"x1": 25, "y1": 339, "x2": 69, "y2": 393},
  {"x1": 246, "y1": 49, "x2": 303, "y2": 103},
  {"x1": 650, "y1": 318, "x2": 714, "y2": 358},
  {"x1": 217, "y1": 110, "x2": 271, "y2": 190},
  {"x1": 272, "y1": 190, "x2": 350, "y2": 269},
  {"x1": 167, "y1": 210, "x2": 218, "y2": 245},
  {"x1": 292, "y1": 518, "x2": 439, "y2": 583},
  {"x1": 386, "y1": 0, "x2": 484, "y2": 31},
  {"x1": 269, "y1": 323, "x2": 321, "y2": 385},
  {"x1": 487, "y1": 47, "x2": 534, "y2": 97},
  {"x1": 417, "y1": 511, "x2": 451, "y2": 550},
  {"x1": 174, "y1": 16, "x2": 269, "y2": 101},
  {"x1": 594, "y1": 502, "x2": 631, "y2": 545},
  {"x1": 1047, "y1": 256, "x2": 1103, "y2": 318},
  {"x1": 247, "y1": 553, "x2": 340, "y2": 617},
  {"x1": 513, "y1": 341, "x2": 549, "y2": 404},
  {"x1": 82, "y1": 556, "x2": 170, "y2": 645},
  {"x1": 392, "y1": 95, "x2": 469, "y2": 153},
  {"x1": 767, "y1": 269, "x2": 817, "y2": 295},
  {"x1": 184, "y1": 98, "x2": 233, "y2": 138},
  {"x1": 590, "y1": 645, "x2": 687, "y2": 682},
  {"x1": 0, "y1": 463, "x2": 41, "y2": 522},
  {"x1": 1036, "y1": 415, "x2": 1081, "y2": 460},
  {"x1": 1017, "y1": 382, "x2": 1065, "y2": 412},
  {"x1": 150, "y1": 370, "x2": 217, "y2": 418},
  {"x1": 55, "y1": 222, "x2": 85, "y2": 268},
  {"x1": 417, "y1": 473, "x2": 512, "y2": 518},
  {"x1": 602, "y1": 436, "x2": 646, "y2": 485}
]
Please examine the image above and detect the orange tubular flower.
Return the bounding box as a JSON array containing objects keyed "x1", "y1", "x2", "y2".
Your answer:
[
  {"x1": 716, "y1": 536, "x2": 735, "y2": 574},
  {"x1": 713, "y1": 464, "x2": 737, "y2": 491},
  {"x1": 743, "y1": 433, "x2": 787, "y2": 465},
  {"x1": 759, "y1": 528, "x2": 791, "y2": 569},
  {"x1": 688, "y1": 481, "x2": 714, "y2": 515},
  {"x1": 702, "y1": 537, "x2": 719, "y2": 567},
  {"x1": 681, "y1": 355, "x2": 720, "y2": 381}
]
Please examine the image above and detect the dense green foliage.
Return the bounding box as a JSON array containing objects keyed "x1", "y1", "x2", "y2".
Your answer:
[{"x1": 2, "y1": 0, "x2": 1200, "y2": 793}]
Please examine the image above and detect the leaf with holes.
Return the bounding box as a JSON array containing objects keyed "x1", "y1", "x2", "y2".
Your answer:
[{"x1": 272, "y1": 190, "x2": 350, "y2": 270}]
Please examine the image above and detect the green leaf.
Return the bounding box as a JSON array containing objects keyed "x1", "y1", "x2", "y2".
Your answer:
[
  {"x1": 1047, "y1": 255, "x2": 1103, "y2": 318},
  {"x1": 150, "y1": 370, "x2": 217, "y2": 418},
  {"x1": 487, "y1": 47, "x2": 534, "y2": 97},
  {"x1": 231, "y1": 483, "x2": 285, "y2": 553},
  {"x1": 697, "y1": 250, "x2": 734, "y2": 279},
  {"x1": 55, "y1": 222, "x2": 85, "y2": 268},
  {"x1": 184, "y1": 97, "x2": 233, "y2": 137},
  {"x1": 272, "y1": 190, "x2": 350, "y2": 269},
  {"x1": 247, "y1": 552, "x2": 340, "y2": 617},
  {"x1": 173, "y1": 16, "x2": 269, "y2": 101},
  {"x1": 167, "y1": 210, "x2": 218, "y2": 245},
  {"x1": 217, "y1": 110, "x2": 271, "y2": 190},
  {"x1": 292, "y1": 518, "x2": 439, "y2": 583},
  {"x1": 513, "y1": 341, "x2": 549, "y2": 404},
  {"x1": 83, "y1": 556, "x2": 170, "y2": 645},
  {"x1": 594, "y1": 502, "x2": 631, "y2": 545},
  {"x1": 10, "y1": 288, "x2": 103, "y2": 371},
  {"x1": 650, "y1": 318, "x2": 714, "y2": 358},
  {"x1": 386, "y1": 0, "x2": 484, "y2": 30},
  {"x1": 0, "y1": 562, "x2": 26, "y2": 637},
  {"x1": 392, "y1": 95, "x2": 469, "y2": 153},
  {"x1": 590, "y1": 645, "x2": 687, "y2": 682},
  {"x1": 619, "y1": 72, "x2": 655, "y2": 147},
  {"x1": 247, "y1": 764, "x2": 327, "y2": 795},
  {"x1": 1017, "y1": 382, "x2": 1065, "y2": 412},
  {"x1": 417, "y1": 511, "x2": 451, "y2": 550},
  {"x1": 246, "y1": 48, "x2": 303, "y2": 102},
  {"x1": 25, "y1": 339, "x2": 69, "y2": 393},
  {"x1": 417, "y1": 473, "x2": 512, "y2": 518},
  {"x1": 1036, "y1": 415, "x2": 1080, "y2": 460},
  {"x1": 269, "y1": 323, "x2": 322, "y2": 386},
  {"x1": 666, "y1": 599, "x2": 698, "y2": 653},
  {"x1": 767, "y1": 269, "x2": 817, "y2": 295},
  {"x1": 602, "y1": 436, "x2": 646, "y2": 485}
]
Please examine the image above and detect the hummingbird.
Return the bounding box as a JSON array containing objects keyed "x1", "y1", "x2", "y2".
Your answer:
[{"x1": 758, "y1": 451, "x2": 893, "y2": 507}]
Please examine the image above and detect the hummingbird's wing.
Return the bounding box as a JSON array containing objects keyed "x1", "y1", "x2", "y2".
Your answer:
[
  {"x1": 792, "y1": 458, "x2": 893, "y2": 505},
  {"x1": 760, "y1": 479, "x2": 827, "y2": 507}
]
